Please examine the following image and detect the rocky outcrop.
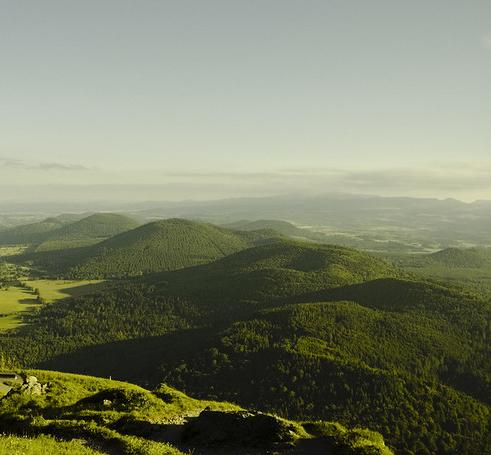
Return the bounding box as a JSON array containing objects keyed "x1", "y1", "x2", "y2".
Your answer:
[
  {"x1": 182, "y1": 410, "x2": 301, "y2": 449},
  {"x1": 19, "y1": 376, "x2": 48, "y2": 395}
]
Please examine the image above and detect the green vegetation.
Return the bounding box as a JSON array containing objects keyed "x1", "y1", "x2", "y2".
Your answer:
[
  {"x1": 1, "y1": 218, "x2": 490, "y2": 453},
  {"x1": 0, "y1": 370, "x2": 391, "y2": 454},
  {"x1": 155, "y1": 239, "x2": 401, "y2": 301},
  {"x1": 31, "y1": 213, "x2": 140, "y2": 252},
  {"x1": 0, "y1": 246, "x2": 27, "y2": 258},
  {"x1": 0, "y1": 239, "x2": 489, "y2": 453},
  {"x1": 388, "y1": 247, "x2": 491, "y2": 295},
  {"x1": 0, "y1": 213, "x2": 139, "y2": 254},
  {"x1": 0, "y1": 217, "x2": 69, "y2": 246},
  {"x1": 0, "y1": 286, "x2": 41, "y2": 331},
  {"x1": 0, "y1": 434, "x2": 103, "y2": 455},
  {"x1": 19, "y1": 218, "x2": 279, "y2": 279},
  {"x1": 25, "y1": 280, "x2": 105, "y2": 303},
  {"x1": 0, "y1": 280, "x2": 105, "y2": 332}
]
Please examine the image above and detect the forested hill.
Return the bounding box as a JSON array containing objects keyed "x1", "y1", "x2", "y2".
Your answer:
[
  {"x1": 394, "y1": 247, "x2": 490, "y2": 268},
  {"x1": 0, "y1": 213, "x2": 137, "y2": 251},
  {"x1": 0, "y1": 215, "x2": 70, "y2": 245},
  {"x1": 27, "y1": 218, "x2": 280, "y2": 278},
  {"x1": 32, "y1": 213, "x2": 140, "y2": 252},
  {"x1": 429, "y1": 247, "x2": 491, "y2": 267},
  {"x1": 149, "y1": 239, "x2": 401, "y2": 301}
]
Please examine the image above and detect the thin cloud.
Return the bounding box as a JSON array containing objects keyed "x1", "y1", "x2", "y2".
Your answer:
[
  {"x1": 161, "y1": 164, "x2": 491, "y2": 196},
  {"x1": 38, "y1": 162, "x2": 89, "y2": 171},
  {"x1": 0, "y1": 157, "x2": 89, "y2": 171}
]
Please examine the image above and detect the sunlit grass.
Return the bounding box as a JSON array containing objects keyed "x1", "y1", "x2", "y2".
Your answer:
[{"x1": 0, "y1": 280, "x2": 105, "y2": 331}]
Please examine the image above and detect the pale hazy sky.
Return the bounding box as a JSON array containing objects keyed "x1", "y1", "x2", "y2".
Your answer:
[{"x1": 1, "y1": 1, "x2": 490, "y2": 200}]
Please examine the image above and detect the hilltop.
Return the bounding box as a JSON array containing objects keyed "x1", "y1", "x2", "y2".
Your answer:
[
  {"x1": 0, "y1": 216, "x2": 70, "y2": 246},
  {"x1": 154, "y1": 239, "x2": 400, "y2": 301},
  {"x1": 0, "y1": 213, "x2": 138, "y2": 253},
  {"x1": 32, "y1": 213, "x2": 140, "y2": 252},
  {"x1": 26, "y1": 218, "x2": 279, "y2": 278},
  {"x1": 0, "y1": 370, "x2": 392, "y2": 455},
  {"x1": 428, "y1": 247, "x2": 490, "y2": 268}
]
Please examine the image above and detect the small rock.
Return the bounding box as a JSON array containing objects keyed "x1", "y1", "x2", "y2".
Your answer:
[{"x1": 18, "y1": 375, "x2": 47, "y2": 396}]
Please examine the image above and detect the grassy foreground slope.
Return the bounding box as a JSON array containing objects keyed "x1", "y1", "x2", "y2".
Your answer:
[
  {"x1": 0, "y1": 434, "x2": 103, "y2": 455},
  {"x1": 0, "y1": 370, "x2": 392, "y2": 455}
]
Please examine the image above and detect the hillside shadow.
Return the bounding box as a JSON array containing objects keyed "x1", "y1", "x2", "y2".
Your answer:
[
  {"x1": 291, "y1": 277, "x2": 437, "y2": 312},
  {"x1": 56, "y1": 281, "x2": 107, "y2": 299},
  {"x1": 38, "y1": 327, "x2": 218, "y2": 387},
  {"x1": 18, "y1": 298, "x2": 41, "y2": 305}
]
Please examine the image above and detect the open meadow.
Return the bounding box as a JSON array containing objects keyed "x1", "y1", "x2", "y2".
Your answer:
[{"x1": 0, "y1": 279, "x2": 105, "y2": 332}]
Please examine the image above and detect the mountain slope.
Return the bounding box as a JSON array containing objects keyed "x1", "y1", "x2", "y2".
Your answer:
[
  {"x1": 154, "y1": 239, "x2": 400, "y2": 300},
  {"x1": 33, "y1": 213, "x2": 140, "y2": 252},
  {"x1": 0, "y1": 370, "x2": 392, "y2": 455},
  {"x1": 0, "y1": 216, "x2": 68, "y2": 245},
  {"x1": 43, "y1": 218, "x2": 278, "y2": 278},
  {"x1": 428, "y1": 247, "x2": 490, "y2": 268}
]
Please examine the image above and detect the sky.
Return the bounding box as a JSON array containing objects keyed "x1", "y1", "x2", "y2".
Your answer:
[{"x1": 1, "y1": 1, "x2": 490, "y2": 202}]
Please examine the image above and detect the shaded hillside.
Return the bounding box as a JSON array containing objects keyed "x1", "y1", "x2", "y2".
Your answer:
[
  {"x1": 32, "y1": 213, "x2": 140, "y2": 252},
  {"x1": 23, "y1": 219, "x2": 279, "y2": 278},
  {"x1": 153, "y1": 239, "x2": 400, "y2": 301},
  {"x1": 0, "y1": 370, "x2": 392, "y2": 455}
]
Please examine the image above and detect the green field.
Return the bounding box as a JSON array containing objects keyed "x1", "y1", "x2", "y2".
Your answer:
[
  {"x1": 0, "y1": 280, "x2": 105, "y2": 331},
  {"x1": 0, "y1": 287, "x2": 40, "y2": 331},
  {"x1": 25, "y1": 279, "x2": 105, "y2": 303},
  {"x1": 0, "y1": 434, "x2": 103, "y2": 455},
  {"x1": 0, "y1": 246, "x2": 27, "y2": 257}
]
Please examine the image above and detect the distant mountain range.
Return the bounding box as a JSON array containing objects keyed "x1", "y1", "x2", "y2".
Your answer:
[{"x1": 3, "y1": 193, "x2": 491, "y2": 251}]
